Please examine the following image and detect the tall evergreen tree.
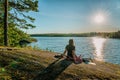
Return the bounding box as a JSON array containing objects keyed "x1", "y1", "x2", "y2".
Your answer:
[
  {"x1": 4, "y1": 0, "x2": 8, "y2": 46},
  {"x1": 9, "y1": 0, "x2": 38, "y2": 29},
  {"x1": 0, "y1": 0, "x2": 38, "y2": 46}
]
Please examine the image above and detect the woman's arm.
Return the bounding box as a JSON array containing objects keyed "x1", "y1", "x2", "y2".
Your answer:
[
  {"x1": 62, "y1": 49, "x2": 67, "y2": 56},
  {"x1": 72, "y1": 50, "x2": 77, "y2": 62}
]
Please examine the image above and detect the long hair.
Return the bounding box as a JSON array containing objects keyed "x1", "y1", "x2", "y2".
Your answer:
[{"x1": 69, "y1": 39, "x2": 74, "y2": 46}]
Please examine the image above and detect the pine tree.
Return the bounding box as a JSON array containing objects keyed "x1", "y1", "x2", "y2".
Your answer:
[
  {"x1": 0, "y1": 0, "x2": 38, "y2": 46},
  {"x1": 9, "y1": 0, "x2": 38, "y2": 29},
  {"x1": 4, "y1": 0, "x2": 8, "y2": 46}
]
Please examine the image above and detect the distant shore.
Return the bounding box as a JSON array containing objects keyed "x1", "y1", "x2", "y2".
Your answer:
[{"x1": 30, "y1": 31, "x2": 120, "y2": 39}]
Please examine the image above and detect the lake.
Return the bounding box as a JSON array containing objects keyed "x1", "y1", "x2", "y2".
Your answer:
[{"x1": 30, "y1": 37, "x2": 120, "y2": 64}]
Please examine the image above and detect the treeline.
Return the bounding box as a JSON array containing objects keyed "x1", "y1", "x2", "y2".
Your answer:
[
  {"x1": 30, "y1": 33, "x2": 97, "y2": 37},
  {"x1": 100, "y1": 30, "x2": 120, "y2": 38},
  {"x1": 30, "y1": 30, "x2": 120, "y2": 39}
]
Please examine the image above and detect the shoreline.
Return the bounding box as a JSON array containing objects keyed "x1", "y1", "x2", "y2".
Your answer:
[{"x1": 0, "y1": 49, "x2": 120, "y2": 79}]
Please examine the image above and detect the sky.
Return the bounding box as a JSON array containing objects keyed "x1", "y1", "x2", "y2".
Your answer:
[{"x1": 26, "y1": 0, "x2": 120, "y2": 34}]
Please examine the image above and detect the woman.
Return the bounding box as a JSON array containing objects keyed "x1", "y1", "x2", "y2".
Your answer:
[{"x1": 62, "y1": 39, "x2": 82, "y2": 63}]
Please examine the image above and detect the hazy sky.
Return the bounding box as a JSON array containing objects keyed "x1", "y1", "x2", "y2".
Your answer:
[{"x1": 27, "y1": 0, "x2": 120, "y2": 34}]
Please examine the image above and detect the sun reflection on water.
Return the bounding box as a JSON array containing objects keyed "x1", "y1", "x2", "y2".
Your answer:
[{"x1": 92, "y1": 37, "x2": 106, "y2": 61}]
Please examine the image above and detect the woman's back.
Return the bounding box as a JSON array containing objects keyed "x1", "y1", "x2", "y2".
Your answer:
[{"x1": 66, "y1": 44, "x2": 75, "y2": 58}]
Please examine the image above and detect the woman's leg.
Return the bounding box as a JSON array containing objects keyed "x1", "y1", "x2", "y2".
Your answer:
[{"x1": 74, "y1": 55, "x2": 82, "y2": 63}]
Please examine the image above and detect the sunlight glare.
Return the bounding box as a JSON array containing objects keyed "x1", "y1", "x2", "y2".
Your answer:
[
  {"x1": 94, "y1": 14, "x2": 105, "y2": 23},
  {"x1": 92, "y1": 37, "x2": 106, "y2": 61}
]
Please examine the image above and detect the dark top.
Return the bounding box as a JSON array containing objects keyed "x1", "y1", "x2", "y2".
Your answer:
[{"x1": 65, "y1": 45, "x2": 75, "y2": 58}]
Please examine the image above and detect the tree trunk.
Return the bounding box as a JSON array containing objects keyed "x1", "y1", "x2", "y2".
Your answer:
[{"x1": 4, "y1": 0, "x2": 8, "y2": 46}]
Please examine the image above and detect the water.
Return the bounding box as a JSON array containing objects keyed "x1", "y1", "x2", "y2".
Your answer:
[{"x1": 30, "y1": 37, "x2": 120, "y2": 64}]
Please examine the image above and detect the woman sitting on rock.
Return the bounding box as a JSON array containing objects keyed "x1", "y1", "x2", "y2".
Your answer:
[{"x1": 62, "y1": 39, "x2": 82, "y2": 63}]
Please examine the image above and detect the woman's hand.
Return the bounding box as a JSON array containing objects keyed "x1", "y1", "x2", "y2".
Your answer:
[{"x1": 61, "y1": 54, "x2": 66, "y2": 58}]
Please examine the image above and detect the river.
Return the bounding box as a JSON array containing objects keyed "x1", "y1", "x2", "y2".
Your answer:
[{"x1": 30, "y1": 37, "x2": 120, "y2": 64}]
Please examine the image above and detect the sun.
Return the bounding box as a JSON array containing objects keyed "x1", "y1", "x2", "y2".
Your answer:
[{"x1": 94, "y1": 14, "x2": 105, "y2": 23}]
